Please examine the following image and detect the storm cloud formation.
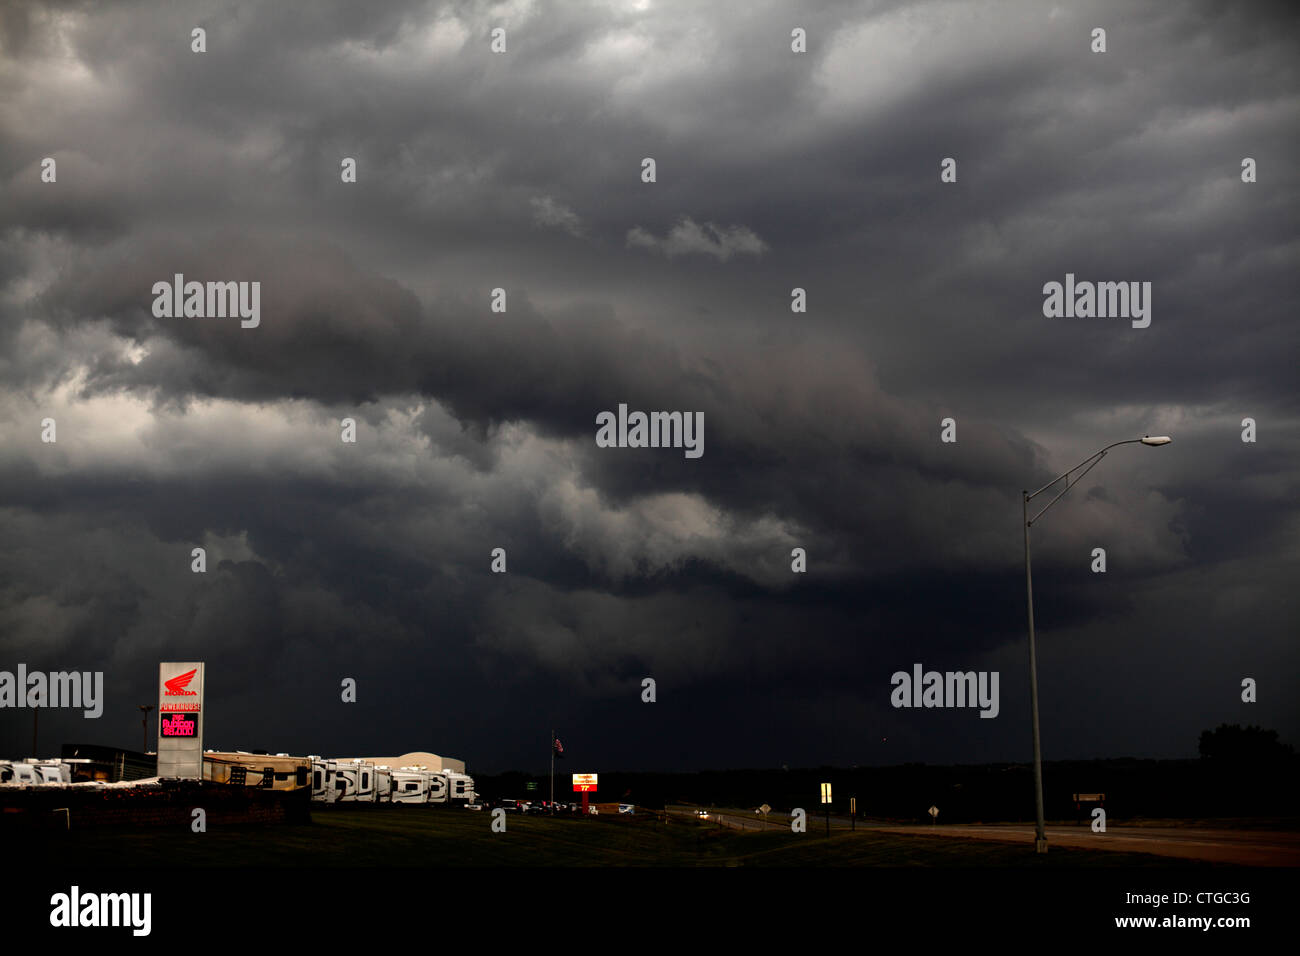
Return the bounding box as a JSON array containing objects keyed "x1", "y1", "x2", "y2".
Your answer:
[{"x1": 1, "y1": 0, "x2": 1297, "y2": 772}]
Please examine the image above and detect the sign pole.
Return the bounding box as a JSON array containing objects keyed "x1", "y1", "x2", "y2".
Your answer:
[{"x1": 549, "y1": 729, "x2": 554, "y2": 814}]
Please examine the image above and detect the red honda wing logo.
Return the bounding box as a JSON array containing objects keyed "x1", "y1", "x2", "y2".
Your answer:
[{"x1": 164, "y1": 668, "x2": 198, "y2": 695}]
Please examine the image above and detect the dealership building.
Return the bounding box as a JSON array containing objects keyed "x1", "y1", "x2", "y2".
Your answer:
[{"x1": 361, "y1": 751, "x2": 466, "y2": 774}]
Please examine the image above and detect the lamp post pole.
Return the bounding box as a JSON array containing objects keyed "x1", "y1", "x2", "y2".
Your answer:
[
  {"x1": 1022, "y1": 436, "x2": 1170, "y2": 854},
  {"x1": 1024, "y1": 490, "x2": 1046, "y2": 853},
  {"x1": 140, "y1": 705, "x2": 154, "y2": 754}
]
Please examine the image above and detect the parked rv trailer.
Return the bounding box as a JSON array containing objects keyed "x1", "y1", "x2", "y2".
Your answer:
[
  {"x1": 334, "y1": 760, "x2": 377, "y2": 802},
  {"x1": 32, "y1": 760, "x2": 72, "y2": 784},
  {"x1": 1, "y1": 762, "x2": 40, "y2": 785},
  {"x1": 446, "y1": 771, "x2": 476, "y2": 805},
  {"x1": 310, "y1": 756, "x2": 339, "y2": 803},
  {"x1": 203, "y1": 752, "x2": 310, "y2": 791},
  {"x1": 428, "y1": 770, "x2": 449, "y2": 804},
  {"x1": 374, "y1": 766, "x2": 392, "y2": 802},
  {"x1": 390, "y1": 767, "x2": 431, "y2": 804}
]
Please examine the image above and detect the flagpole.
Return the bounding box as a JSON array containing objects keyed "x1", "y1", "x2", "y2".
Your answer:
[{"x1": 550, "y1": 729, "x2": 555, "y2": 814}]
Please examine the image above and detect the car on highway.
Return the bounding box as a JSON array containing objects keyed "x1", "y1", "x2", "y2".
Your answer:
[
  {"x1": 697, "y1": 809, "x2": 708, "y2": 819},
  {"x1": 618, "y1": 804, "x2": 634, "y2": 815}
]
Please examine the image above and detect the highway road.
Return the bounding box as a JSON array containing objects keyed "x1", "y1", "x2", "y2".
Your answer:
[
  {"x1": 666, "y1": 805, "x2": 788, "y2": 831},
  {"x1": 874, "y1": 824, "x2": 1300, "y2": 866},
  {"x1": 666, "y1": 807, "x2": 1300, "y2": 865}
]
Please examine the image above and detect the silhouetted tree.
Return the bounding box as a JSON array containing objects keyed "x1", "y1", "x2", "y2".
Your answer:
[{"x1": 1198, "y1": 724, "x2": 1294, "y2": 763}]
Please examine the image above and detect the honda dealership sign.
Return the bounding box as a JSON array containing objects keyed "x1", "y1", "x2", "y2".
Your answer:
[{"x1": 157, "y1": 662, "x2": 204, "y2": 778}]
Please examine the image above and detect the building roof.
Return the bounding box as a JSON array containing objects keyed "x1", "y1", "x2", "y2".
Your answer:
[{"x1": 362, "y1": 752, "x2": 466, "y2": 774}]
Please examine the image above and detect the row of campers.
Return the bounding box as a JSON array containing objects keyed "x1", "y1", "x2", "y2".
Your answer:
[
  {"x1": 2, "y1": 753, "x2": 308, "y2": 789},
  {"x1": 0, "y1": 759, "x2": 78, "y2": 785},
  {"x1": 309, "y1": 757, "x2": 476, "y2": 806},
  {"x1": 203, "y1": 753, "x2": 476, "y2": 806},
  {"x1": 2, "y1": 751, "x2": 476, "y2": 806}
]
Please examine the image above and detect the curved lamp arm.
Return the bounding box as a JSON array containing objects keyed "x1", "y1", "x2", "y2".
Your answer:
[{"x1": 1024, "y1": 436, "x2": 1170, "y2": 527}]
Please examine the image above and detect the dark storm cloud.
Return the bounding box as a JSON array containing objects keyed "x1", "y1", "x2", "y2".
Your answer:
[{"x1": 1, "y1": 0, "x2": 1296, "y2": 769}]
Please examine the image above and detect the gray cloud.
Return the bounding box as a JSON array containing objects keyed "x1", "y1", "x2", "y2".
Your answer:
[
  {"x1": 626, "y1": 217, "x2": 769, "y2": 260},
  {"x1": 0, "y1": 0, "x2": 1297, "y2": 770},
  {"x1": 530, "y1": 195, "x2": 585, "y2": 237}
]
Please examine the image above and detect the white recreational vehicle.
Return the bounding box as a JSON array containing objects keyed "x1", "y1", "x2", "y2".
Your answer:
[
  {"x1": 374, "y1": 766, "x2": 392, "y2": 802},
  {"x1": 428, "y1": 770, "x2": 449, "y2": 804},
  {"x1": 32, "y1": 760, "x2": 72, "y2": 784},
  {"x1": 334, "y1": 760, "x2": 377, "y2": 802},
  {"x1": 310, "y1": 756, "x2": 339, "y2": 803},
  {"x1": 446, "y1": 771, "x2": 476, "y2": 805},
  {"x1": 390, "y1": 767, "x2": 432, "y2": 804},
  {"x1": 1, "y1": 762, "x2": 39, "y2": 785}
]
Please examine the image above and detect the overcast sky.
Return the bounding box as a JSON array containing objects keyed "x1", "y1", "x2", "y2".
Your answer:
[{"x1": 1, "y1": 0, "x2": 1297, "y2": 774}]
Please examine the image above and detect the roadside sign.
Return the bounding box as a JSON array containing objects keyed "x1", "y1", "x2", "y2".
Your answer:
[
  {"x1": 158, "y1": 662, "x2": 205, "y2": 779},
  {"x1": 759, "y1": 803, "x2": 771, "y2": 815},
  {"x1": 820, "y1": 783, "x2": 832, "y2": 804},
  {"x1": 525, "y1": 781, "x2": 538, "y2": 792},
  {"x1": 572, "y1": 773, "x2": 598, "y2": 792},
  {"x1": 928, "y1": 805, "x2": 939, "y2": 819}
]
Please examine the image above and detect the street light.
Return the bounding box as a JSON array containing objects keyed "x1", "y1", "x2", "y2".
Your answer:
[{"x1": 1023, "y1": 435, "x2": 1170, "y2": 853}]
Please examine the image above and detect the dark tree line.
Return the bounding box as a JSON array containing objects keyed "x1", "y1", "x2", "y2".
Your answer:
[{"x1": 1198, "y1": 724, "x2": 1295, "y2": 763}]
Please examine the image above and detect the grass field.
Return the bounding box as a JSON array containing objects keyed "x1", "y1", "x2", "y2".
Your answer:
[{"x1": 28, "y1": 807, "x2": 1224, "y2": 867}]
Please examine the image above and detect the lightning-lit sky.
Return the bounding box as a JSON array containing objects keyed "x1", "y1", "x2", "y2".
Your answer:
[{"x1": 1, "y1": 0, "x2": 1297, "y2": 773}]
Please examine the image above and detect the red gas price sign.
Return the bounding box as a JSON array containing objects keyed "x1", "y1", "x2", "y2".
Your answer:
[{"x1": 572, "y1": 773, "x2": 598, "y2": 793}]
